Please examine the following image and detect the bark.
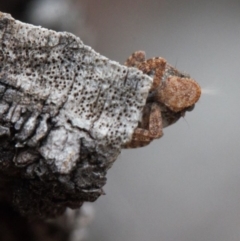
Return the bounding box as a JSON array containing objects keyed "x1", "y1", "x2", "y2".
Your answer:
[{"x1": 0, "y1": 12, "x2": 152, "y2": 219}]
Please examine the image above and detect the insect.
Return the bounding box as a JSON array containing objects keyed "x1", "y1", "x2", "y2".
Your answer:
[{"x1": 124, "y1": 51, "x2": 201, "y2": 148}]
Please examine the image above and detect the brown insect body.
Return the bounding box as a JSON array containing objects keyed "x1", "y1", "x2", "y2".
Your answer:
[{"x1": 124, "y1": 51, "x2": 201, "y2": 148}]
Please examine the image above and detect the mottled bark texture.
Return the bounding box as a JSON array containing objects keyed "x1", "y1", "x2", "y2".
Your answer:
[{"x1": 0, "y1": 12, "x2": 152, "y2": 218}]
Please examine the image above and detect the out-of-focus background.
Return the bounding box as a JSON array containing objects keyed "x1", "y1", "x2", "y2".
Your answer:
[{"x1": 1, "y1": 0, "x2": 240, "y2": 240}]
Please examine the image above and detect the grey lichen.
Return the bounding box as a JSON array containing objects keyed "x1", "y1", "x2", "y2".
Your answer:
[{"x1": 0, "y1": 12, "x2": 152, "y2": 218}]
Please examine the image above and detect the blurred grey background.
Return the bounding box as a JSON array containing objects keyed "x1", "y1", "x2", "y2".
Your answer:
[
  {"x1": 2, "y1": 0, "x2": 240, "y2": 240},
  {"x1": 83, "y1": 1, "x2": 240, "y2": 241}
]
